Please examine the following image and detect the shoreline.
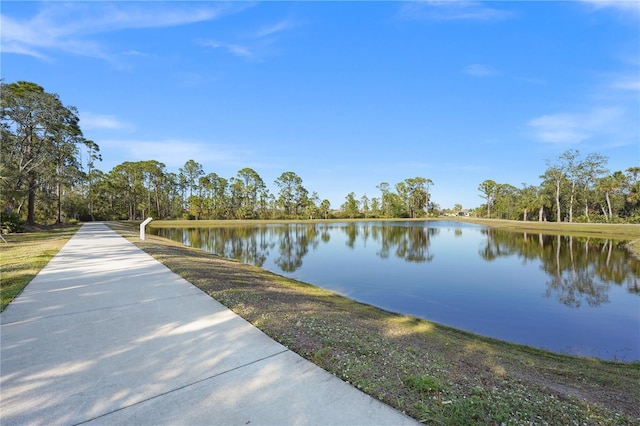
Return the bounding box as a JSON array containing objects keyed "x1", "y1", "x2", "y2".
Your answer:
[{"x1": 149, "y1": 216, "x2": 640, "y2": 259}]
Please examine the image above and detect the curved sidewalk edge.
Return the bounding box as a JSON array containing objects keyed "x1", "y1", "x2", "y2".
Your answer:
[{"x1": 1, "y1": 222, "x2": 418, "y2": 425}]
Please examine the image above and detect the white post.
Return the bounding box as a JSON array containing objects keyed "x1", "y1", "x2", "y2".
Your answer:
[{"x1": 140, "y1": 217, "x2": 153, "y2": 241}]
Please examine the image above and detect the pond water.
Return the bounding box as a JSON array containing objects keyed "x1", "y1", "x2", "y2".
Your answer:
[{"x1": 150, "y1": 221, "x2": 640, "y2": 361}]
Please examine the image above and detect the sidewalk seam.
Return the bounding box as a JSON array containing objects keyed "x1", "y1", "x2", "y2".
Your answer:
[
  {"x1": 72, "y1": 348, "x2": 291, "y2": 426},
  {"x1": 0, "y1": 292, "x2": 204, "y2": 326}
]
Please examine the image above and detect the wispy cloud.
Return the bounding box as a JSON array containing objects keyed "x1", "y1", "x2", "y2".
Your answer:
[
  {"x1": 122, "y1": 50, "x2": 157, "y2": 58},
  {"x1": 199, "y1": 40, "x2": 255, "y2": 59},
  {"x1": 1, "y1": 11, "x2": 105, "y2": 61},
  {"x1": 255, "y1": 20, "x2": 296, "y2": 38},
  {"x1": 609, "y1": 75, "x2": 640, "y2": 91},
  {"x1": 399, "y1": 1, "x2": 513, "y2": 21},
  {"x1": 101, "y1": 139, "x2": 253, "y2": 170},
  {"x1": 1, "y1": 3, "x2": 241, "y2": 61},
  {"x1": 579, "y1": 0, "x2": 640, "y2": 13},
  {"x1": 199, "y1": 19, "x2": 296, "y2": 61},
  {"x1": 464, "y1": 64, "x2": 499, "y2": 77},
  {"x1": 80, "y1": 112, "x2": 133, "y2": 131},
  {"x1": 528, "y1": 107, "x2": 625, "y2": 144}
]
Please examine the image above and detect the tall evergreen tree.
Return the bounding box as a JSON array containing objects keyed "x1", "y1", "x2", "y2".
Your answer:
[{"x1": 1, "y1": 80, "x2": 93, "y2": 225}]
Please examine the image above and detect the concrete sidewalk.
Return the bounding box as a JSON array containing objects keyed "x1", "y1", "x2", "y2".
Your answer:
[{"x1": 1, "y1": 223, "x2": 418, "y2": 425}]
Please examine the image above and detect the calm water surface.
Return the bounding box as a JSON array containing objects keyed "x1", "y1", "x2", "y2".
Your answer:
[{"x1": 151, "y1": 221, "x2": 640, "y2": 360}]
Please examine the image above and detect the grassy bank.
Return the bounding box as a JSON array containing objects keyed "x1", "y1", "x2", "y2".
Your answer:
[
  {"x1": 456, "y1": 217, "x2": 639, "y2": 238},
  {"x1": 110, "y1": 221, "x2": 639, "y2": 425},
  {"x1": 0, "y1": 225, "x2": 79, "y2": 311}
]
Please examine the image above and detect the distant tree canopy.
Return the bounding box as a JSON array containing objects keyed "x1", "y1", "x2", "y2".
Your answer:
[
  {"x1": 2, "y1": 80, "x2": 638, "y2": 226},
  {"x1": 476, "y1": 149, "x2": 640, "y2": 223},
  {"x1": 71, "y1": 158, "x2": 436, "y2": 221}
]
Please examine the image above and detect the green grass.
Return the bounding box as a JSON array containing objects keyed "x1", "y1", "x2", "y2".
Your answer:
[
  {"x1": 0, "y1": 225, "x2": 79, "y2": 311},
  {"x1": 403, "y1": 374, "x2": 445, "y2": 394}
]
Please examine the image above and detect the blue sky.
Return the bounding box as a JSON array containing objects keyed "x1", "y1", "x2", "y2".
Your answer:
[{"x1": 2, "y1": 1, "x2": 639, "y2": 210}]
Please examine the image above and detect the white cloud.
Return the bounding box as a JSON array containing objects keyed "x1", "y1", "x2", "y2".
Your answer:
[
  {"x1": 610, "y1": 76, "x2": 640, "y2": 91},
  {"x1": 580, "y1": 0, "x2": 640, "y2": 13},
  {"x1": 255, "y1": 20, "x2": 295, "y2": 38},
  {"x1": 200, "y1": 19, "x2": 296, "y2": 61},
  {"x1": 0, "y1": 3, "x2": 241, "y2": 61},
  {"x1": 528, "y1": 107, "x2": 625, "y2": 144},
  {"x1": 464, "y1": 64, "x2": 499, "y2": 77},
  {"x1": 399, "y1": 1, "x2": 513, "y2": 21},
  {"x1": 200, "y1": 40, "x2": 255, "y2": 59},
  {"x1": 528, "y1": 114, "x2": 589, "y2": 144},
  {"x1": 80, "y1": 112, "x2": 133, "y2": 131},
  {"x1": 122, "y1": 50, "x2": 156, "y2": 58}
]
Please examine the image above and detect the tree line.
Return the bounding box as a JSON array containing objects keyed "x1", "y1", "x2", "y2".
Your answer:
[
  {"x1": 476, "y1": 150, "x2": 640, "y2": 223},
  {"x1": 41, "y1": 156, "x2": 435, "y2": 222},
  {"x1": 2, "y1": 80, "x2": 638, "y2": 227}
]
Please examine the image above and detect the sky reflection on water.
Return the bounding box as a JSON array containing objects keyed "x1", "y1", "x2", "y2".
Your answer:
[{"x1": 152, "y1": 221, "x2": 640, "y2": 360}]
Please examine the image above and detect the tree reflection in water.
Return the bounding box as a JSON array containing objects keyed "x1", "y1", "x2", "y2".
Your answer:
[
  {"x1": 153, "y1": 222, "x2": 638, "y2": 309},
  {"x1": 479, "y1": 229, "x2": 639, "y2": 307},
  {"x1": 151, "y1": 221, "x2": 639, "y2": 359},
  {"x1": 369, "y1": 224, "x2": 437, "y2": 263}
]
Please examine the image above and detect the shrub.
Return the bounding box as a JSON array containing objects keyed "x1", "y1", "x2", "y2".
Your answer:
[
  {"x1": 403, "y1": 375, "x2": 445, "y2": 394},
  {"x1": 1, "y1": 211, "x2": 24, "y2": 234}
]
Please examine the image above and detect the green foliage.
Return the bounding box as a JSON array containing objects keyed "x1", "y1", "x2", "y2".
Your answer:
[
  {"x1": 1, "y1": 211, "x2": 24, "y2": 233},
  {"x1": 341, "y1": 192, "x2": 361, "y2": 218},
  {"x1": 403, "y1": 374, "x2": 445, "y2": 394},
  {"x1": 477, "y1": 150, "x2": 638, "y2": 223},
  {"x1": 1, "y1": 80, "x2": 91, "y2": 226}
]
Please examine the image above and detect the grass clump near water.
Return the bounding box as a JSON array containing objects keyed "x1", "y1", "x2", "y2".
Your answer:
[
  {"x1": 0, "y1": 225, "x2": 79, "y2": 311},
  {"x1": 109, "y1": 221, "x2": 639, "y2": 425}
]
